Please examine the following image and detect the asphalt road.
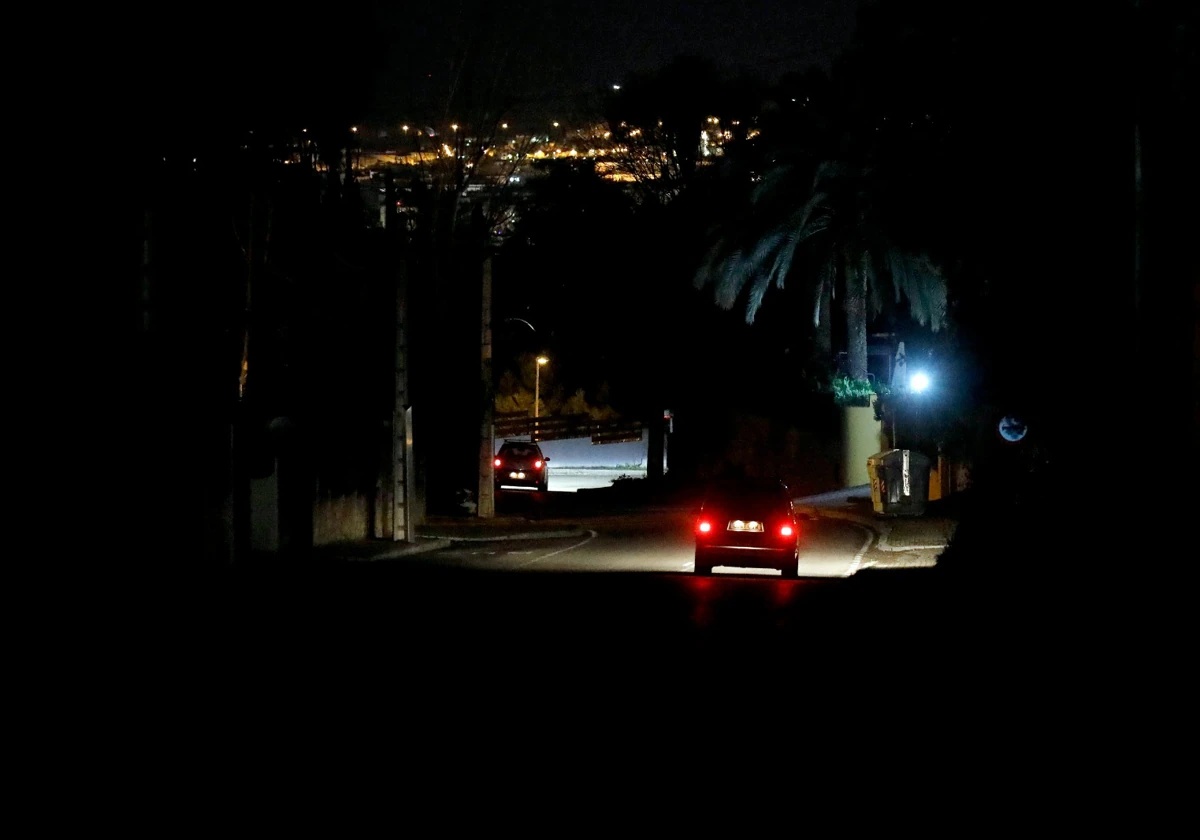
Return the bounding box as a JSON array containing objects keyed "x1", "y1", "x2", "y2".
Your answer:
[{"x1": 405, "y1": 509, "x2": 871, "y2": 578}]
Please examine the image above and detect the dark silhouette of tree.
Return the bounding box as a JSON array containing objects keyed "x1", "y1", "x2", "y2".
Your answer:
[
  {"x1": 694, "y1": 158, "x2": 947, "y2": 380},
  {"x1": 495, "y1": 161, "x2": 644, "y2": 414},
  {"x1": 691, "y1": 2, "x2": 973, "y2": 381},
  {"x1": 601, "y1": 56, "x2": 729, "y2": 204}
]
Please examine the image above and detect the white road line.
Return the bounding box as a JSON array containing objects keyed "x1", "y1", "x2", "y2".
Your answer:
[
  {"x1": 517, "y1": 529, "x2": 598, "y2": 567},
  {"x1": 847, "y1": 523, "x2": 874, "y2": 576}
]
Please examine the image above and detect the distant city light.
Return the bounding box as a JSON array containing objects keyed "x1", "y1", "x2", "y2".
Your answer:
[
  {"x1": 552, "y1": 121, "x2": 560, "y2": 127},
  {"x1": 612, "y1": 84, "x2": 621, "y2": 90},
  {"x1": 451, "y1": 123, "x2": 459, "y2": 131},
  {"x1": 351, "y1": 126, "x2": 358, "y2": 133},
  {"x1": 501, "y1": 123, "x2": 509, "y2": 129}
]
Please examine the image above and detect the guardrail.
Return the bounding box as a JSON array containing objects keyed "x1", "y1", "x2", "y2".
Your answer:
[{"x1": 494, "y1": 413, "x2": 645, "y2": 444}]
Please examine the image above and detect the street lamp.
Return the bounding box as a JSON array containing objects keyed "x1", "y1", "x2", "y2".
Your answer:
[
  {"x1": 910, "y1": 371, "x2": 931, "y2": 393},
  {"x1": 534, "y1": 356, "x2": 549, "y2": 438},
  {"x1": 537, "y1": 355, "x2": 549, "y2": 444}
]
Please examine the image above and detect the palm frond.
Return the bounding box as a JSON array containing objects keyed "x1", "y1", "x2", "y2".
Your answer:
[
  {"x1": 739, "y1": 231, "x2": 789, "y2": 320},
  {"x1": 750, "y1": 163, "x2": 797, "y2": 205},
  {"x1": 812, "y1": 271, "x2": 829, "y2": 327},
  {"x1": 887, "y1": 250, "x2": 949, "y2": 331},
  {"x1": 888, "y1": 249, "x2": 906, "y2": 305},
  {"x1": 713, "y1": 248, "x2": 747, "y2": 310},
  {"x1": 693, "y1": 237, "x2": 724, "y2": 290}
]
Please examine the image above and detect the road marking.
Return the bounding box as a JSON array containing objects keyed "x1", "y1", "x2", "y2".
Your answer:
[
  {"x1": 847, "y1": 523, "x2": 874, "y2": 576},
  {"x1": 518, "y1": 529, "x2": 598, "y2": 567}
]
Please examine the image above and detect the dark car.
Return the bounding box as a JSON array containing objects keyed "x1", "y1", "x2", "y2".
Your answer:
[
  {"x1": 693, "y1": 477, "x2": 800, "y2": 577},
  {"x1": 494, "y1": 440, "x2": 549, "y2": 493}
]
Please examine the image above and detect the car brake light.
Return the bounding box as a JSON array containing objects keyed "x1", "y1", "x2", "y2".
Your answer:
[
  {"x1": 534, "y1": 460, "x2": 543, "y2": 469},
  {"x1": 780, "y1": 525, "x2": 794, "y2": 537},
  {"x1": 494, "y1": 459, "x2": 502, "y2": 467},
  {"x1": 698, "y1": 521, "x2": 712, "y2": 533}
]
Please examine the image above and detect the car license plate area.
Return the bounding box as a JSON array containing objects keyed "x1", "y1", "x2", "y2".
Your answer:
[{"x1": 726, "y1": 520, "x2": 764, "y2": 532}]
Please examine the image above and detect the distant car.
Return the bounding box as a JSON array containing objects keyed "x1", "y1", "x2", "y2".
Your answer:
[
  {"x1": 694, "y1": 478, "x2": 800, "y2": 577},
  {"x1": 494, "y1": 440, "x2": 550, "y2": 493}
]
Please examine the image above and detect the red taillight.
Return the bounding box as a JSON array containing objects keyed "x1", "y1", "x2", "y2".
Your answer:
[
  {"x1": 494, "y1": 458, "x2": 502, "y2": 467},
  {"x1": 698, "y1": 521, "x2": 712, "y2": 533},
  {"x1": 780, "y1": 525, "x2": 794, "y2": 537},
  {"x1": 534, "y1": 460, "x2": 543, "y2": 469}
]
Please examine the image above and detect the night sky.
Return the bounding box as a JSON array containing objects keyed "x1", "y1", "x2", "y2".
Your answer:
[
  {"x1": 126, "y1": 0, "x2": 859, "y2": 140},
  {"x1": 379, "y1": 0, "x2": 858, "y2": 117}
]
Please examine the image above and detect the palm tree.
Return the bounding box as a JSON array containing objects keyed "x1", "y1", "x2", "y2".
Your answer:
[{"x1": 695, "y1": 159, "x2": 947, "y2": 381}]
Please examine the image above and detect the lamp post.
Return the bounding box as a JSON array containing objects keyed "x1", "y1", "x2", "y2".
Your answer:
[{"x1": 534, "y1": 356, "x2": 549, "y2": 439}]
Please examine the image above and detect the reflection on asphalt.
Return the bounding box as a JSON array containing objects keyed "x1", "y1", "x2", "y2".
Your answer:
[{"x1": 411, "y1": 511, "x2": 871, "y2": 579}]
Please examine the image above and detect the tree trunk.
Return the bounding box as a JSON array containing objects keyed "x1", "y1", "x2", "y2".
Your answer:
[
  {"x1": 843, "y1": 255, "x2": 869, "y2": 380},
  {"x1": 813, "y1": 271, "x2": 833, "y2": 358},
  {"x1": 478, "y1": 257, "x2": 495, "y2": 517}
]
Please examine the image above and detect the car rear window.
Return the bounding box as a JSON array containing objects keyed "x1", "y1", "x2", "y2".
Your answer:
[
  {"x1": 501, "y1": 445, "x2": 540, "y2": 459},
  {"x1": 703, "y1": 479, "x2": 787, "y2": 504}
]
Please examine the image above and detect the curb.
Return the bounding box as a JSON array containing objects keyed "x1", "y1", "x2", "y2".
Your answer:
[
  {"x1": 425, "y1": 529, "x2": 590, "y2": 543},
  {"x1": 338, "y1": 539, "x2": 447, "y2": 562},
  {"x1": 795, "y1": 506, "x2": 953, "y2": 553},
  {"x1": 341, "y1": 528, "x2": 591, "y2": 561}
]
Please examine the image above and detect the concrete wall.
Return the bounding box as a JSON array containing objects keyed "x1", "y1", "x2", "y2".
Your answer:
[
  {"x1": 312, "y1": 491, "x2": 371, "y2": 545},
  {"x1": 841, "y1": 401, "x2": 885, "y2": 488}
]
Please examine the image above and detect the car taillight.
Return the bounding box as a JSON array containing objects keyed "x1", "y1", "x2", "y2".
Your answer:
[
  {"x1": 534, "y1": 460, "x2": 543, "y2": 469},
  {"x1": 698, "y1": 521, "x2": 712, "y2": 533},
  {"x1": 780, "y1": 524, "x2": 794, "y2": 537},
  {"x1": 494, "y1": 458, "x2": 502, "y2": 467}
]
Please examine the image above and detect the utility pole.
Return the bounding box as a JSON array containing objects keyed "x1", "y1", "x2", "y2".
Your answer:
[
  {"x1": 392, "y1": 254, "x2": 413, "y2": 542},
  {"x1": 478, "y1": 256, "x2": 495, "y2": 517},
  {"x1": 231, "y1": 192, "x2": 256, "y2": 565},
  {"x1": 646, "y1": 407, "x2": 664, "y2": 482}
]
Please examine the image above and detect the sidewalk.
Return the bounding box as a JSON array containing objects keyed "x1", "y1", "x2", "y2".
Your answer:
[
  {"x1": 793, "y1": 485, "x2": 960, "y2": 570},
  {"x1": 311, "y1": 514, "x2": 594, "y2": 563}
]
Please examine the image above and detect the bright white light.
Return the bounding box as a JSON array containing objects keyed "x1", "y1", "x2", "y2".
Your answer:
[
  {"x1": 910, "y1": 371, "x2": 931, "y2": 393},
  {"x1": 612, "y1": 84, "x2": 621, "y2": 90}
]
